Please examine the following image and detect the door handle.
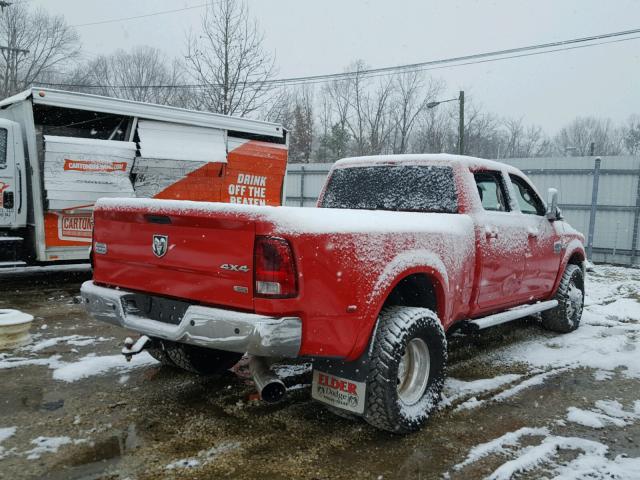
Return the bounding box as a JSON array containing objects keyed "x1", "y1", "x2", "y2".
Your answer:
[
  {"x1": 527, "y1": 227, "x2": 539, "y2": 238},
  {"x1": 485, "y1": 226, "x2": 499, "y2": 239}
]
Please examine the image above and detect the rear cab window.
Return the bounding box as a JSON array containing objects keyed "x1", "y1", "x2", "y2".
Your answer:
[
  {"x1": 473, "y1": 171, "x2": 510, "y2": 212},
  {"x1": 319, "y1": 165, "x2": 458, "y2": 213}
]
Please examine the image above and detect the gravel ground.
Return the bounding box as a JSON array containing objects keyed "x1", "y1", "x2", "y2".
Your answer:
[{"x1": 0, "y1": 265, "x2": 639, "y2": 480}]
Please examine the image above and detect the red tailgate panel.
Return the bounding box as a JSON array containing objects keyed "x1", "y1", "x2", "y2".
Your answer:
[{"x1": 93, "y1": 209, "x2": 256, "y2": 311}]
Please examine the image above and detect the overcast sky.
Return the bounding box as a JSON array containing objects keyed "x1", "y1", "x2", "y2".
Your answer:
[{"x1": 29, "y1": 0, "x2": 640, "y2": 132}]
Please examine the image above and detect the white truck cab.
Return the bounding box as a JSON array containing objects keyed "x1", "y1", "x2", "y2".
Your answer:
[{"x1": 0, "y1": 118, "x2": 27, "y2": 264}]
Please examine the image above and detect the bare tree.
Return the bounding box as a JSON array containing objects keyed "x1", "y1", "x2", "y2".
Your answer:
[
  {"x1": 324, "y1": 77, "x2": 351, "y2": 137},
  {"x1": 391, "y1": 72, "x2": 443, "y2": 154},
  {"x1": 0, "y1": 3, "x2": 80, "y2": 97},
  {"x1": 78, "y1": 46, "x2": 187, "y2": 107},
  {"x1": 328, "y1": 60, "x2": 396, "y2": 156},
  {"x1": 318, "y1": 75, "x2": 353, "y2": 160},
  {"x1": 413, "y1": 107, "x2": 454, "y2": 154},
  {"x1": 521, "y1": 125, "x2": 553, "y2": 157},
  {"x1": 344, "y1": 60, "x2": 368, "y2": 155},
  {"x1": 261, "y1": 86, "x2": 293, "y2": 124},
  {"x1": 554, "y1": 117, "x2": 624, "y2": 156},
  {"x1": 185, "y1": 0, "x2": 276, "y2": 116},
  {"x1": 499, "y1": 118, "x2": 552, "y2": 158},
  {"x1": 365, "y1": 77, "x2": 395, "y2": 155},
  {"x1": 502, "y1": 117, "x2": 525, "y2": 158}
]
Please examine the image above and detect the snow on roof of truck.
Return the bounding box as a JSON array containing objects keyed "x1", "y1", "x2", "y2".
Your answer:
[
  {"x1": 334, "y1": 154, "x2": 524, "y2": 175},
  {"x1": 0, "y1": 87, "x2": 285, "y2": 139}
]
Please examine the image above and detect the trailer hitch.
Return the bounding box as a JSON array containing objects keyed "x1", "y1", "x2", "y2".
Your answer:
[{"x1": 122, "y1": 335, "x2": 151, "y2": 362}]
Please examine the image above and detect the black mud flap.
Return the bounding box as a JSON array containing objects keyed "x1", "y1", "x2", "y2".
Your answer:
[{"x1": 311, "y1": 351, "x2": 371, "y2": 416}]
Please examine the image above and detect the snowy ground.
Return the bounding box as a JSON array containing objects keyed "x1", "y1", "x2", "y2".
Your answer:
[{"x1": 0, "y1": 265, "x2": 639, "y2": 479}]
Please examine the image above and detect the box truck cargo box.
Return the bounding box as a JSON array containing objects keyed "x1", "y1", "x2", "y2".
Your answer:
[{"x1": 0, "y1": 88, "x2": 288, "y2": 266}]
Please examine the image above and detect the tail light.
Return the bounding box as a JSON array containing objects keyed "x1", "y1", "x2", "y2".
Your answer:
[{"x1": 254, "y1": 236, "x2": 298, "y2": 298}]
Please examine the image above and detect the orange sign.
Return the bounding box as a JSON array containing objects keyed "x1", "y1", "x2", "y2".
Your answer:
[
  {"x1": 44, "y1": 212, "x2": 93, "y2": 247},
  {"x1": 63, "y1": 159, "x2": 128, "y2": 172},
  {"x1": 59, "y1": 213, "x2": 93, "y2": 240}
]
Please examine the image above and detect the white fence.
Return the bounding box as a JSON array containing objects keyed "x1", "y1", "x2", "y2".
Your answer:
[{"x1": 285, "y1": 156, "x2": 640, "y2": 266}]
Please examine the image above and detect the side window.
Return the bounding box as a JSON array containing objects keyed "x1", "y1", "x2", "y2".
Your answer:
[
  {"x1": 509, "y1": 174, "x2": 545, "y2": 215},
  {"x1": 0, "y1": 128, "x2": 7, "y2": 167},
  {"x1": 474, "y1": 171, "x2": 509, "y2": 212}
]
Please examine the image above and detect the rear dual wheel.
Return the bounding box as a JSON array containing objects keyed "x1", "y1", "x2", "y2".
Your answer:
[
  {"x1": 146, "y1": 338, "x2": 176, "y2": 367},
  {"x1": 364, "y1": 306, "x2": 447, "y2": 434}
]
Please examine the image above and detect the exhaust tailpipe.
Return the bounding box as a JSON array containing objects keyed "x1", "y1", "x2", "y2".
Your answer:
[{"x1": 249, "y1": 356, "x2": 286, "y2": 403}]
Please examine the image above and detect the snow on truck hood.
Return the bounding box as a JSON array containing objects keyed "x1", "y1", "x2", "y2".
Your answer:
[{"x1": 95, "y1": 197, "x2": 473, "y2": 236}]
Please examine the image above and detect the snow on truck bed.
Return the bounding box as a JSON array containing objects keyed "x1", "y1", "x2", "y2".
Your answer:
[{"x1": 94, "y1": 197, "x2": 474, "y2": 236}]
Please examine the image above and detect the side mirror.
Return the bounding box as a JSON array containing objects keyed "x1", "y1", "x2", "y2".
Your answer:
[{"x1": 546, "y1": 188, "x2": 560, "y2": 221}]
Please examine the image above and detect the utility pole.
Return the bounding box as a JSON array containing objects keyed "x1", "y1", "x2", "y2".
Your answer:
[
  {"x1": 458, "y1": 90, "x2": 465, "y2": 155},
  {"x1": 0, "y1": 1, "x2": 29, "y2": 96},
  {"x1": 0, "y1": 45, "x2": 29, "y2": 96}
]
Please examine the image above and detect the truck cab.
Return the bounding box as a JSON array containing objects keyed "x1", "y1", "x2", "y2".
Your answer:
[{"x1": 0, "y1": 118, "x2": 27, "y2": 265}]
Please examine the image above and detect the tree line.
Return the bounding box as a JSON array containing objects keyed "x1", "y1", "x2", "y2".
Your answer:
[{"x1": 1, "y1": 1, "x2": 638, "y2": 162}]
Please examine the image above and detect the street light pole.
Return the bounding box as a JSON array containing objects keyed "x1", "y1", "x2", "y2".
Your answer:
[
  {"x1": 458, "y1": 90, "x2": 464, "y2": 155},
  {"x1": 426, "y1": 90, "x2": 465, "y2": 156}
]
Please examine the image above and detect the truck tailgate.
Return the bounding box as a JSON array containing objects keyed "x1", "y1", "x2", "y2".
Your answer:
[{"x1": 92, "y1": 205, "x2": 256, "y2": 310}]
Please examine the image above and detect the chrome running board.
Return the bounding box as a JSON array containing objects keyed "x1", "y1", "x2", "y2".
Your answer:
[{"x1": 464, "y1": 300, "x2": 559, "y2": 331}]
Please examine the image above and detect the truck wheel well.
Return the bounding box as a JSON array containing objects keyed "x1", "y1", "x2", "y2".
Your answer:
[
  {"x1": 568, "y1": 251, "x2": 585, "y2": 267},
  {"x1": 382, "y1": 274, "x2": 439, "y2": 317}
]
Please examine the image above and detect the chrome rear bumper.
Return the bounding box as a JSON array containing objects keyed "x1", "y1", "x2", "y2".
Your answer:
[{"x1": 80, "y1": 281, "x2": 302, "y2": 357}]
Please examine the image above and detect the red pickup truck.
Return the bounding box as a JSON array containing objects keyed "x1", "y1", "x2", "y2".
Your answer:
[{"x1": 81, "y1": 154, "x2": 586, "y2": 433}]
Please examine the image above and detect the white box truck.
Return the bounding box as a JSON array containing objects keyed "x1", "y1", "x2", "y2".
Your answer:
[{"x1": 0, "y1": 88, "x2": 288, "y2": 267}]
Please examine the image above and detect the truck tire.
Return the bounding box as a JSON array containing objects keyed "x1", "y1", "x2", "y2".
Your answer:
[
  {"x1": 146, "y1": 338, "x2": 177, "y2": 368},
  {"x1": 364, "y1": 306, "x2": 447, "y2": 434},
  {"x1": 165, "y1": 342, "x2": 242, "y2": 375},
  {"x1": 541, "y1": 263, "x2": 584, "y2": 333}
]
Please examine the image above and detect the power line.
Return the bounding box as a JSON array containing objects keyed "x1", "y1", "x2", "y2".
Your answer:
[
  {"x1": 276, "y1": 34, "x2": 640, "y2": 87},
  {"x1": 71, "y1": 2, "x2": 210, "y2": 28},
  {"x1": 256, "y1": 26, "x2": 640, "y2": 86},
  {"x1": 37, "y1": 26, "x2": 640, "y2": 90}
]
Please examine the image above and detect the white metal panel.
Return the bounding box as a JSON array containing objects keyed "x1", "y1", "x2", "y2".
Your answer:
[
  {"x1": 526, "y1": 173, "x2": 594, "y2": 205},
  {"x1": 600, "y1": 156, "x2": 640, "y2": 170},
  {"x1": 594, "y1": 209, "x2": 635, "y2": 251},
  {"x1": 137, "y1": 120, "x2": 226, "y2": 163},
  {"x1": 43, "y1": 136, "x2": 136, "y2": 210},
  {"x1": 598, "y1": 174, "x2": 638, "y2": 206},
  {"x1": 0, "y1": 89, "x2": 31, "y2": 108}
]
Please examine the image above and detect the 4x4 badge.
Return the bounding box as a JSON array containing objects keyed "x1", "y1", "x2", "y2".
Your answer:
[
  {"x1": 152, "y1": 234, "x2": 168, "y2": 258},
  {"x1": 221, "y1": 264, "x2": 249, "y2": 272}
]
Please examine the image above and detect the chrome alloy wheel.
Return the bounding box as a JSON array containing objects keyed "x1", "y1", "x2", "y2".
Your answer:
[{"x1": 397, "y1": 337, "x2": 431, "y2": 405}]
